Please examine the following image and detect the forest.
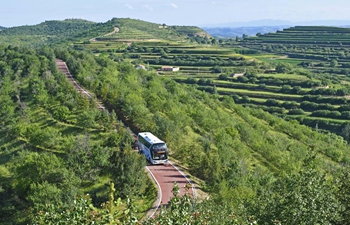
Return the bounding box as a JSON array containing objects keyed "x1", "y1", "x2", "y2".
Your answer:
[{"x1": 0, "y1": 18, "x2": 350, "y2": 224}]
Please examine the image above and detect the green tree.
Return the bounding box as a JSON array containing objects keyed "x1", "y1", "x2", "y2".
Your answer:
[
  {"x1": 143, "y1": 183, "x2": 243, "y2": 225},
  {"x1": 77, "y1": 110, "x2": 96, "y2": 128},
  {"x1": 275, "y1": 62, "x2": 293, "y2": 73},
  {"x1": 335, "y1": 168, "x2": 350, "y2": 224},
  {"x1": 27, "y1": 181, "x2": 63, "y2": 211},
  {"x1": 27, "y1": 126, "x2": 61, "y2": 148},
  {"x1": 341, "y1": 123, "x2": 350, "y2": 142},
  {"x1": 52, "y1": 105, "x2": 70, "y2": 122},
  {"x1": 112, "y1": 147, "x2": 148, "y2": 198},
  {"x1": 33, "y1": 194, "x2": 121, "y2": 225},
  {"x1": 330, "y1": 59, "x2": 339, "y2": 67},
  {"x1": 67, "y1": 134, "x2": 113, "y2": 182},
  {"x1": 258, "y1": 169, "x2": 341, "y2": 225},
  {"x1": 11, "y1": 151, "x2": 80, "y2": 213}
]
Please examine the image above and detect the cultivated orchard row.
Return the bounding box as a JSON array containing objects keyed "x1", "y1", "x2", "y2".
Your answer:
[
  {"x1": 82, "y1": 24, "x2": 350, "y2": 138},
  {"x1": 2, "y1": 17, "x2": 350, "y2": 224}
]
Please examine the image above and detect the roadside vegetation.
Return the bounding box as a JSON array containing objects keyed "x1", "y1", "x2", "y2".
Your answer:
[
  {"x1": 0, "y1": 45, "x2": 154, "y2": 224},
  {"x1": 1, "y1": 18, "x2": 350, "y2": 224}
]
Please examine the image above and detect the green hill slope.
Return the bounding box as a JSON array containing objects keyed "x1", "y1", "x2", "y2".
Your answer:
[
  {"x1": 78, "y1": 22, "x2": 350, "y2": 139},
  {"x1": 1, "y1": 20, "x2": 350, "y2": 224},
  {"x1": 59, "y1": 48, "x2": 350, "y2": 224},
  {"x1": 1, "y1": 44, "x2": 349, "y2": 224},
  {"x1": 0, "y1": 19, "x2": 95, "y2": 36},
  {"x1": 0, "y1": 18, "x2": 211, "y2": 47},
  {"x1": 0, "y1": 45, "x2": 154, "y2": 224},
  {"x1": 0, "y1": 19, "x2": 111, "y2": 46},
  {"x1": 242, "y1": 26, "x2": 350, "y2": 62},
  {"x1": 95, "y1": 18, "x2": 209, "y2": 41},
  {"x1": 60, "y1": 47, "x2": 350, "y2": 174},
  {"x1": 245, "y1": 26, "x2": 350, "y2": 45}
]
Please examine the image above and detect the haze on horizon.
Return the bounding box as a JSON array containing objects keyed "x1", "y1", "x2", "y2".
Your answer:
[{"x1": 1, "y1": 0, "x2": 350, "y2": 27}]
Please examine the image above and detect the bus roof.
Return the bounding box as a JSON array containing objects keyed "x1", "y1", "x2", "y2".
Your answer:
[{"x1": 138, "y1": 132, "x2": 165, "y2": 145}]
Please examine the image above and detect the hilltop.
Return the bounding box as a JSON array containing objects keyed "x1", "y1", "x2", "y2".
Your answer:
[
  {"x1": 0, "y1": 18, "x2": 104, "y2": 46},
  {"x1": 0, "y1": 17, "x2": 211, "y2": 47},
  {"x1": 98, "y1": 18, "x2": 210, "y2": 41},
  {"x1": 0, "y1": 18, "x2": 96, "y2": 35}
]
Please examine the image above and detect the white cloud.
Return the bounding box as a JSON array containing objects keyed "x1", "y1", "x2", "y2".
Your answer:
[
  {"x1": 143, "y1": 4, "x2": 153, "y2": 11},
  {"x1": 169, "y1": 3, "x2": 178, "y2": 9},
  {"x1": 125, "y1": 4, "x2": 134, "y2": 10}
]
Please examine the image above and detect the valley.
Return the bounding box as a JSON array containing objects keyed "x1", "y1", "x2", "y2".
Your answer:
[{"x1": 0, "y1": 17, "x2": 350, "y2": 224}]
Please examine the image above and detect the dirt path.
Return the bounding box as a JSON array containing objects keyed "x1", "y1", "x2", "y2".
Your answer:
[
  {"x1": 90, "y1": 27, "x2": 119, "y2": 42},
  {"x1": 56, "y1": 59, "x2": 105, "y2": 110}
]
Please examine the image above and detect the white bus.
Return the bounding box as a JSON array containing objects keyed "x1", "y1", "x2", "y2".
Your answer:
[{"x1": 137, "y1": 132, "x2": 168, "y2": 164}]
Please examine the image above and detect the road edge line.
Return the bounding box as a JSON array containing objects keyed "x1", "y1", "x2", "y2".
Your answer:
[
  {"x1": 168, "y1": 161, "x2": 196, "y2": 200},
  {"x1": 145, "y1": 166, "x2": 162, "y2": 219}
]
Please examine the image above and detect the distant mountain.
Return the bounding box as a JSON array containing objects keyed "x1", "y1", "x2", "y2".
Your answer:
[
  {"x1": 202, "y1": 19, "x2": 291, "y2": 28},
  {"x1": 201, "y1": 19, "x2": 350, "y2": 38},
  {"x1": 203, "y1": 26, "x2": 290, "y2": 38},
  {"x1": 202, "y1": 19, "x2": 350, "y2": 28}
]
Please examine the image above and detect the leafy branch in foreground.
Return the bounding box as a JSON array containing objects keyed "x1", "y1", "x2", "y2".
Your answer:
[{"x1": 32, "y1": 182, "x2": 138, "y2": 225}]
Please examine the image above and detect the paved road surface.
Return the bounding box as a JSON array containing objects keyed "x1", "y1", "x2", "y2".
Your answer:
[{"x1": 147, "y1": 162, "x2": 193, "y2": 205}]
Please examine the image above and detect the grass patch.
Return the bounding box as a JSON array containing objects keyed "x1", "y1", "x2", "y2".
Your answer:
[{"x1": 217, "y1": 87, "x2": 303, "y2": 98}]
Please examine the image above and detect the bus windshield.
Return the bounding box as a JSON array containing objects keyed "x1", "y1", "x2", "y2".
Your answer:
[
  {"x1": 151, "y1": 143, "x2": 168, "y2": 160},
  {"x1": 152, "y1": 143, "x2": 167, "y2": 152}
]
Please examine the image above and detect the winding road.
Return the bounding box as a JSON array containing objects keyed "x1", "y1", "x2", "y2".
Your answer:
[
  {"x1": 146, "y1": 162, "x2": 195, "y2": 217},
  {"x1": 56, "y1": 59, "x2": 195, "y2": 217}
]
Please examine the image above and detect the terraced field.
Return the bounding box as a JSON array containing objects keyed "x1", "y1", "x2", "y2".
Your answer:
[
  {"x1": 246, "y1": 26, "x2": 350, "y2": 45},
  {"x1": 243, "y1": 26, "x2": 350, "y2": 68},
  {"x1": 77, "y1": 22, "x2": 350, "y2": 138}
]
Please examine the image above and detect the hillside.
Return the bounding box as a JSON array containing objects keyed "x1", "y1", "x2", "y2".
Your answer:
[
  {"x1": 0, "y1": 18, "x2": 211, "y2": 47},
  {"x1": 96, "y1": 18, "x2": 209, "y2": 41},
  {"x1": 1, "y1": 19, "x2": 350, "y2": 224},
  {"x1": 0, "y1": 19, "x2": 95, "y2": 36},
  {"x1": 246, "y1": 26, "x2": 350, "y2": 43},
  {"x1": 58, "y1": 48, "x2": 350, "y2": 224},
  {"x1": 1, "y1": 43, "x2": 350, "y2": 224},
  {"x1": 0, "y1": 19, "x2": 110, "y2": 46},
  {"x1": 0, "y1": 46, "x2": 155, "y2": 224},
  {"x1": 77, "y1": 21, "x2": 350, "y2": 138}
]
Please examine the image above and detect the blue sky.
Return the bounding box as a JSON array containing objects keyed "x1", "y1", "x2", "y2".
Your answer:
[{"x1": 2, "y1": 0, "x2": 350, "y2": 27}]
